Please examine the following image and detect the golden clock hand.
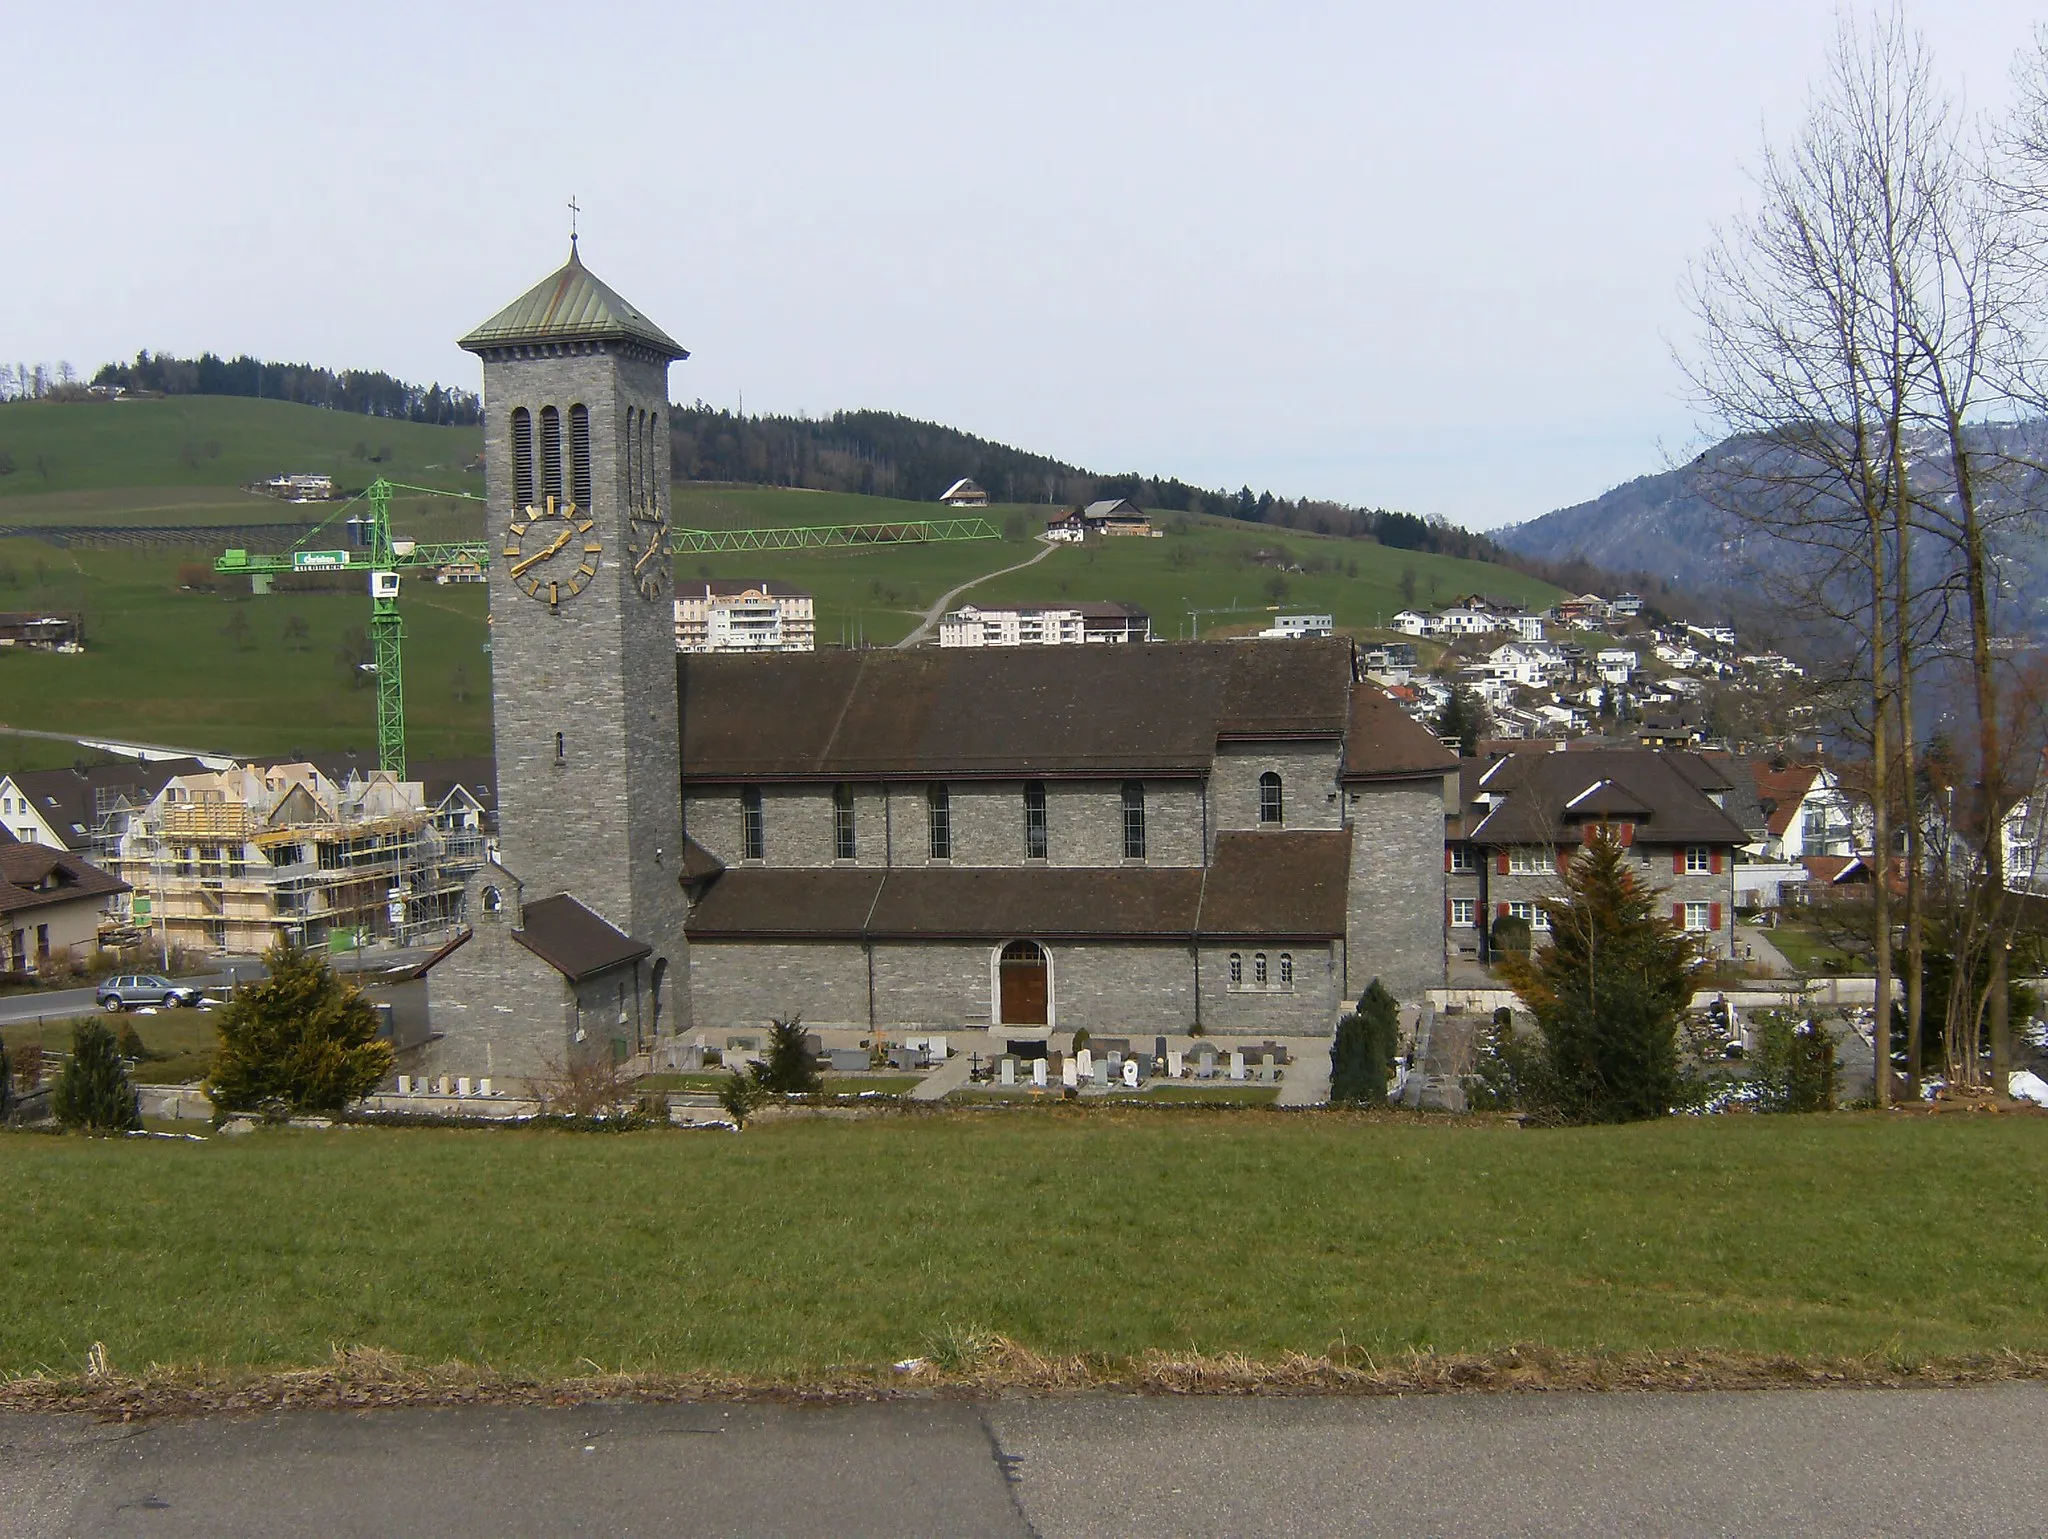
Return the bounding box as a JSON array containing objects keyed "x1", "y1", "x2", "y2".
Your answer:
[
  {"x1": 509, "y1": 525, "x2": 575, "y2": 577},
  {"x1": 634, "y1": 540, "x2": 662, "y2": 571}
]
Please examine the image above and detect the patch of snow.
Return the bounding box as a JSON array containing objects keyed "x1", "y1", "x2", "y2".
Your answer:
[{"x1": 2008, "y1": 1070, "x2": 2048, "y2": 1107}]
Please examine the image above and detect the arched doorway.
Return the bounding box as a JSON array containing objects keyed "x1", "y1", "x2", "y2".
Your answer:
[{"x1": 997, "y1": 940, "x2": 1049, "y2": 1026}]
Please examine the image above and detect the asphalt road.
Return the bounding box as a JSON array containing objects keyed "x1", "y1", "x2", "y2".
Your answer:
[
  {"x1": 0, "y1": 952, "x2": 431, "y2": 1030},
  {"x1": 5, "y1": 1385, "x2": 2044, "y2": 1537}
]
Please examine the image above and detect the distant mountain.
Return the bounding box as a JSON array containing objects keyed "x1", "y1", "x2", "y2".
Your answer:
[{"x1": 1497, "y1": 425, "x2": 2048, "y2": 640}]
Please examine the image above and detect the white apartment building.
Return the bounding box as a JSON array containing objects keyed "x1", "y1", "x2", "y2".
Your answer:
[
  {"x1": 1596, "y1": 648, "x2": 1639, "y2": 684},
  {"x1": 674, "y1": 581, "x2": 816, "y2": 653},
  {"x1": 1258, "y1": 614, "x2": 1334, "y2": 639},
  {"x1": 938, "y1": 602, "x2": 1151, "y2": 648}
]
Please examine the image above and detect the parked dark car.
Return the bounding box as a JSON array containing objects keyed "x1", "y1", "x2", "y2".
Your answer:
[{"x1": 95, "y1": 974, "x2": 201, "y2": 1011}]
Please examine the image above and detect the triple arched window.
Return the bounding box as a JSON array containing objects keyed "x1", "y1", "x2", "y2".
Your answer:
[{"x1": 1225, "y1": 950, "x2": 1296, "y2": 992}]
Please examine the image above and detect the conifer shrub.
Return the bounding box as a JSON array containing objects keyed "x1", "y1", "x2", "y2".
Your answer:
[
  {"x1": 1494, "y1": 830, "x2": 1702, "y2": 1124},
  {"x1": 1330, "y1": 978, "x2": 1401, "y2": 1106},
  {"x1": 52, "y1": 1021, "x2": 141, "y2": 1133},
  {"x1": 206, "y1": 940, "x2": 393, "y2": 1122},
  {"x1": 1748, "y1": 1010, "x2": 1838, "y2": 1113},
  {"x1": 752, "y1": 1015, "x2": 821, "y2": 1096}
]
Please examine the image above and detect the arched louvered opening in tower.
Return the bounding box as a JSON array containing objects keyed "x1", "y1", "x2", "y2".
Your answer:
[
  {"x1": 510, "y1": 408, "x2": 535, "y2": 508},
  {"x1": 647, "y1": 410, "x2": 660, "y2": 507},
  {"x1": 624, "y1": 408, "x2": 639, "y2": 504},
  {"x1": 539, "y1": 406, "x2": 563, "y2": 504},
  {"x1": 568, "y1": 404, "x2": 592, "y2": 508}
]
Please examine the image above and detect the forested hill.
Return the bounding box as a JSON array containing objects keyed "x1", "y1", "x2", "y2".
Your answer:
[
  {"x1": 88, "y1": 351, "x2": 481, "y2": 426},
  {"x1": 667, "y1": 405, "x2": 1503, "y2": 560}
]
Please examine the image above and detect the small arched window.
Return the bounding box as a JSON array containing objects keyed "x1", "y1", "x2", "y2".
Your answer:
[
  {"x1": 480, "y1": 885, "x2": 504, "y2": 915},
  {"x1": 1279, "y1": 952, "x2": 1294, "y2": 987},
  {"x1": 539, "y1": 406, "x2": 563, "y2": 504},
  {"x1": 568, "y1": 404, "x2": 592, "y2": 508},
  {"x1": 1228, "y1": 952, "x2": 1243, "y2": 986},
  {"x1": 1253, "y1": 952, "x2": 1269, "y2": 986},
  {"x1": 1259, "y1": 771, "x2": 1284, "y2": 826},
  {"x1": 510, "y1": 408, "x2": 535, "y2": 508}
]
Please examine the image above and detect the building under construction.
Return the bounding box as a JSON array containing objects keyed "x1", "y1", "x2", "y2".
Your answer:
[{"x1": 109, "y1": 761, "x2": 488, "y2": 955}]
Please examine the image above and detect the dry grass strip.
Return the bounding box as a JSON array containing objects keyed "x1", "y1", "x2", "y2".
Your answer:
[{"x1": 7, "y1": 1340, "x2": 2048, "y2": 1422}]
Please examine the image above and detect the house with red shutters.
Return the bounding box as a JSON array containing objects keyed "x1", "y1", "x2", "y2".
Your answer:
[{"x1": 1443, "y1": 747, "x2": 1746, "y2": 963}]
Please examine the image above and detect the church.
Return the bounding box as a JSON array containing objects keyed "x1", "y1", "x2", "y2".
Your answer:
[{"x1": 422, "y1": 247, "x2": 1455, "y2": 1085}]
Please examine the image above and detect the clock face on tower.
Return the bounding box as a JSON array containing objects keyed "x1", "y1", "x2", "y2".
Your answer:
[
  {"x1": 504, "y1": 497, "x2": 601, "y2": 607},
  {"x1": 628, "y1": 502, "x2": 671, "y2": 602}
]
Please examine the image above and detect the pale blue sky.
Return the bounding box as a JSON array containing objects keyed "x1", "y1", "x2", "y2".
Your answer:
[{"x1": 10, "y1": 2, "x2": 2043, "y2": 526}]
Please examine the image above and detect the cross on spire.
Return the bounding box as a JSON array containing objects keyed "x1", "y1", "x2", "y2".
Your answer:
[{"x1": 568, "y1": 195, "x2": 580, "y2": 249}]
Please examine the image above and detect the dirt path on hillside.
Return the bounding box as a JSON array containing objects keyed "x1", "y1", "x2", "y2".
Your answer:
[{"x1": 893, "y1": 537, "x2": 1060, "y2": 649}]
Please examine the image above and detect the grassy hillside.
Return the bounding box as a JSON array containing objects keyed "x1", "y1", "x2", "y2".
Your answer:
[
  {"x1": 0, "y1": 396, "x2": 1560, "y2": 762},
  {"x1": 0, "y1": 397, "x2": 480, "y2": 501}
]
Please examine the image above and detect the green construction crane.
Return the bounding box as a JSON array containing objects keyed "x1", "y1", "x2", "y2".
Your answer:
[{"x1": 215, "y1": 478, "x2": 488, "y2": 779}]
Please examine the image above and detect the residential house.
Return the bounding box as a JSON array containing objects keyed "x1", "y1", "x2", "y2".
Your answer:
[
  {"x1": 674, "y1": 581, "x2": 816, "y2": 653},
  {"x1": 1595, "y1": 649, "x2": 1639, "y2": 685},
  {"x1": 1751, "y1": 762, "x2": 1859, "y2": 862},
  {"x1": 938, "y1": 602, "x2": 1150, "y2": 648},
  {"x1": 1044, "y1": 512, "x2": 1088, "y2": 543},
  {"x1": 939, "y1": 477, "x2": 990, "y2": 508},
  {"x1": 1443, "y1": 747, "x2": 1746, "y2": 960},
  {"x1": 0, "y1": 759, "x2": 213, "y2": 862},
  {"x1": 0, "y1": 828, "x2": 129, "y2": 974},
  {"x1": 676, "y1": 640, "x2": 1460, "y2": 1031},
  {"x1": 1392, "y1": 610, "x2": 1437, "y2": 638},
  {"x1": 1078, "y1": 499, "x2": 1156, "y2": 536},
  {"x1": 1486, "y1": 641, "x2": 1566, "y2": 688},
  {"x1": 0, "y1": 613, "x2": 84, "y2": 651},
  {"x1": 1608, "y1": 593, "x2": 1645, "y2": 618}
]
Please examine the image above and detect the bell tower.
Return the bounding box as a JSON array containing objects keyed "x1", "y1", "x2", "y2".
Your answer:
[{"x1": 457, "y1": 240, "x2": 688, "y2": 1031}]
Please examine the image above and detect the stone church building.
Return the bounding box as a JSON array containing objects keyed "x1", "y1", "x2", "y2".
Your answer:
[
  {"x1": 421, "y1": 246, "x2": 1456, "y2": 1083},
  {"x1": 678, "y1": 640, "x2": 1456, "y2": 1040}
]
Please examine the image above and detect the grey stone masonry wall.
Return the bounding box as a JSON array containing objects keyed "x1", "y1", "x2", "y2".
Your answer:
[
  {"x1": 1483, "y1": 843, "x2": 1736, "y2": 958},
  {"x1": 479, "y1": 344, "x2": 688, "y2": 1032},
  {"x1": 1209, "y1": 742, "x2": 1344, "y2": 852},
  {"x1": 686, "y1": 778, "x2": 1208, "y2": 868},
  {"x1": 1195, "y1": 941, "x2": 1341, "y2": 1035},
  {"x1": 1344, "y1": 778, "x2": 1449, "y2": 1004},
  {"x1": 688, "y1": 940, "x2": 870, "y2": 1029}
]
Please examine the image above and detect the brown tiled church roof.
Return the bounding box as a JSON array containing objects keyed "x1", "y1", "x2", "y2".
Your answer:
[{"x1": 679, "y1": 640, "x2": 1440, "y2": 782}]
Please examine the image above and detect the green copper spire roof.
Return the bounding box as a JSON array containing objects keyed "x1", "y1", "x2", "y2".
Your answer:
[{"x1": 459, "y1": 241, "x2": 688, "y2": 359}]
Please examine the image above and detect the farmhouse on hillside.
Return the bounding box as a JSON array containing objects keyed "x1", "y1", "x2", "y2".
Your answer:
[{"x1": 939, "y1": 477, "x2": 989, "y2": 507}]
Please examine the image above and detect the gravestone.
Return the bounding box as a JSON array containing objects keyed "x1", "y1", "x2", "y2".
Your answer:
[
  {"x1": 829, "y1": 1048, "x2": 869, "y2": 1073},
  {"x1": 928, "y1": 1035, "x2": 947, "y2": 1061},
  {"x1": 397, "y1": 1075, "x2": 412, "y2": 1094},
  {"x1": 998, "y1": 1056, "x2": 1017, "y2": 1086},
  {"x1": 1031, "y1": 1058, "x2": 1047, "y2": 1088},
  {"x1": 1166, "y1": 1049, "x2": 1183, "y2": 1078},
  {"x1": 1228, "y1": 1051, "x2": 1245, "y2": 1082},
  {"x1": 1154, "y1": 1036, "x2": 1169, "y2": 1065},
  {"x1": 1075, "y1": 1048, "x2": 1093, "y2": 1083},
  {"x1": 1061, "y1": 1056, "x2": 1079, "y2": 1089},
  {"x1": 1121, "y1": 1059, "x2": 1140, "y2": 1088}
]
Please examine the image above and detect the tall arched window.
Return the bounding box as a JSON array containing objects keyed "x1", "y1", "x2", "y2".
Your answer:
[
  {"x1": 1023, "y1": 781, "x2": 1048, "y2": 860},
  {"x1": 1253, "y1": 952, "x2": 1269, "y2": 986},
  {"x1": 539, "y1": 406, "x2": 563, "y2": 503},
  {"x1": 1121, "y1": 781, "x2": 1146, "y2": 860},
  {"x1": 1228, "y1": 952, "x2": 1243, "y2": 986},
  {"x1": 1259, "y1": 771, "x2": 1284, "y2": 826},
  {"x1": 740, "y1": 786, "x2": 764, "y2": 862},
  {"x1": 568, "y1": 404, "x2": 592, "y2": 508},
  {"x1": 1278, "y1": 952, "x2": 1294, "y2": 987},
  {"x1": 624, "y1": 408, "x2": 638, "y2": 503},
  {"x1": 927, "y1": 783, "x2": 952, "y2": 860},
  {"x1": 510, "y1": 408, "x2": 535, "y2": 508},
  {"x1": 833, "y1": 783, "x2": 856, "y2": 861}
]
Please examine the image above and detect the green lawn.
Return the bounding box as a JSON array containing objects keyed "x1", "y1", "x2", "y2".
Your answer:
[
  {"x1": 1768, "y1": 924, "x2": 1864, "y2": 977},
  {"x1": 0, "y1": 1114, "x2": 2041, "y2": 1380},
  {"x1": 0, "y1": 538, "x2": 491, "y2": 759}
]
